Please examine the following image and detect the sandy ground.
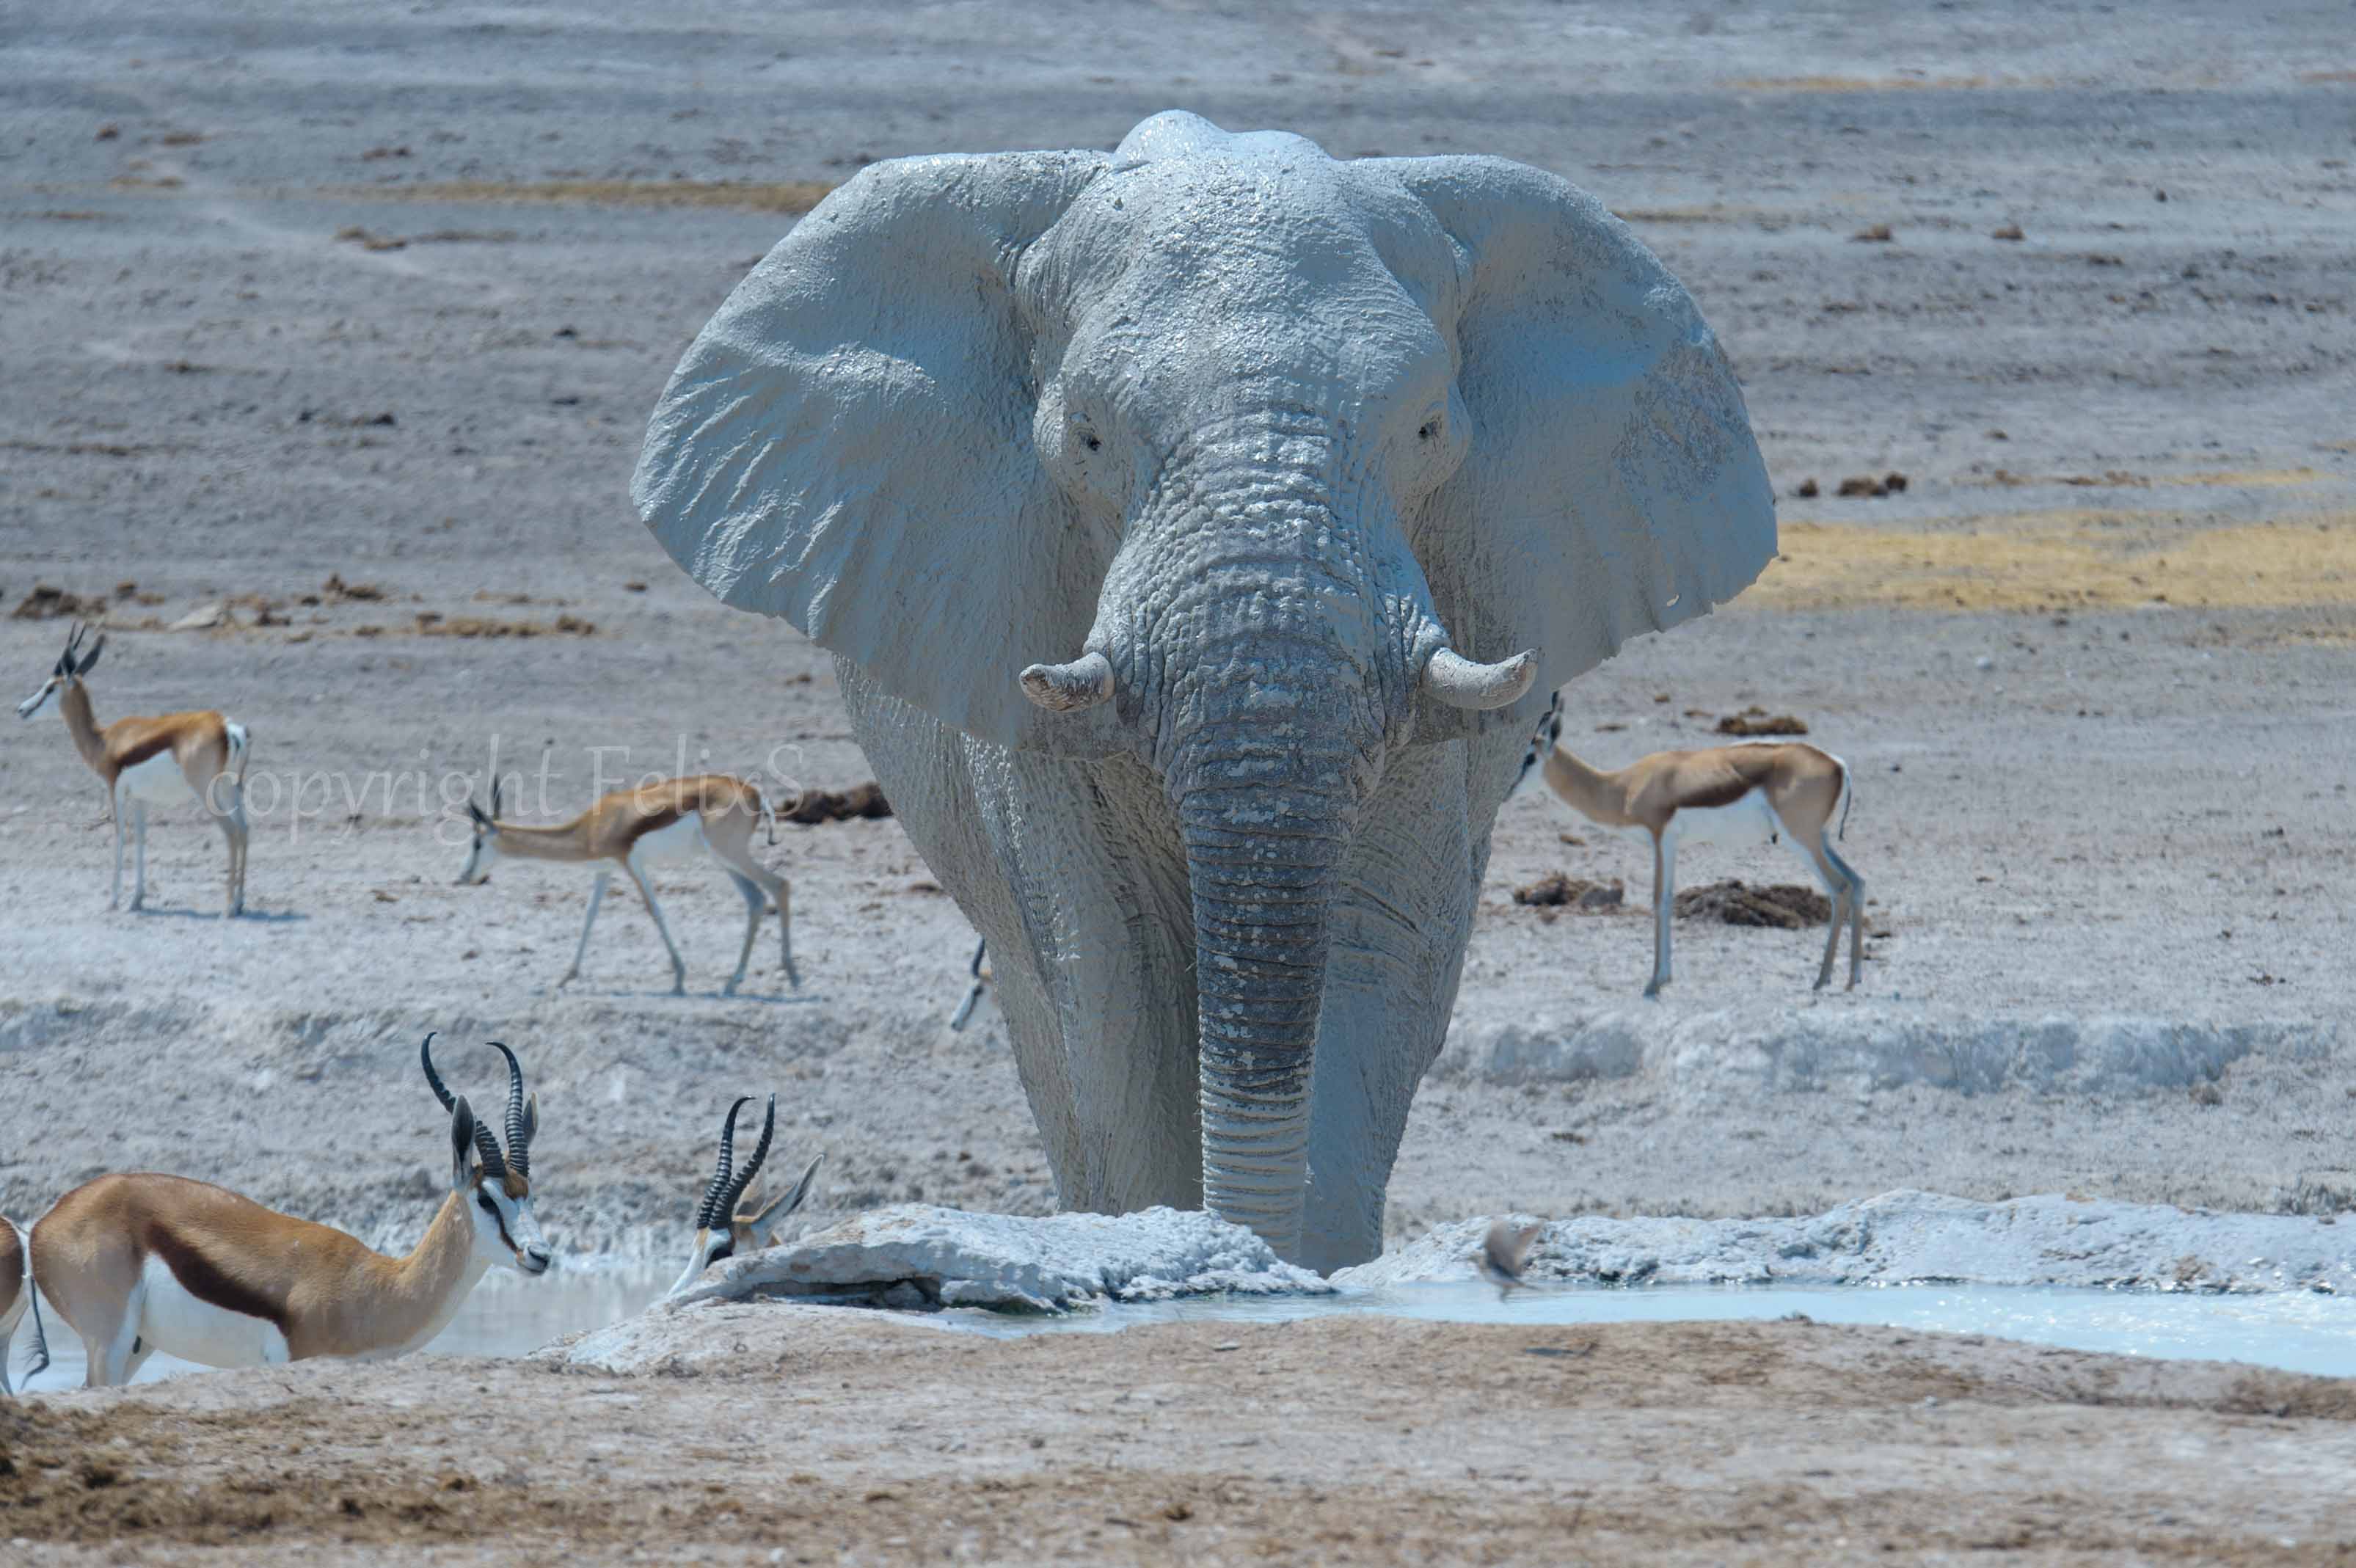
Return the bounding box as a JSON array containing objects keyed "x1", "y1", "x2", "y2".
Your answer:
[
  {"x1": 5, "y1": 1312, "x2": 2356, "y2": 1564},
  {"x1": 2, "y1": 3, "x2": 2355, "y2": 1556}
]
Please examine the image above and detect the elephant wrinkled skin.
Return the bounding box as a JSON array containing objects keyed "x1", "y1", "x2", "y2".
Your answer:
[{"x1": 634, "y1": 112, "x2": 1774, "y2": 1270}]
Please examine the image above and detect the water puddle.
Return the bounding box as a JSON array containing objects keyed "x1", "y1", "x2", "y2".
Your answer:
[
  {"x1": 925, "y1": 1281, "x2": 2356, "y2": 1378},
  {"x1": 20, "y1": 1270, "x2": 2355, "y2": 1387}
]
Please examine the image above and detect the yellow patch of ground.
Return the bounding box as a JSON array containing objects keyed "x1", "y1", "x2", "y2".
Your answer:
[
  {"x1": 2162, "y1": 467, "x2": 2330, "y2": 488},
  {"x1": 1750, "y1": 512, "x2": 2356, "y2": 613},
  {"x1": 1968, "y1": 467, "x2": 2329, "y2": 491},
  {"x1": 1721, "y1": 74, "x2": 2044, "y2": 93},
  {"x1": 1613, "y1": 205, "x2": 1754, "y2": 225},
  {"x1": 331, "y1": 179, "x2": 836, "y2": 214}
]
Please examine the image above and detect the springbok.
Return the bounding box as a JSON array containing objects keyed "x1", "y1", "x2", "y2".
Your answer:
[
  {"x1": 2, "y1": 1216, "x2": 51, "y2": 1395},
  {"x1": 456, "y1": 773, "x2": 795, "y2": 996},
  {"x1": 668, "y1": 1095, "x2": 821, "y2": 1297},
  {"x1": 15, "y1": 621, "x2": 251, "y2": 914},
  {"x1": 28, "y1": 1035, "x2": 551, "y2": 1386},
  {"x1": 1522, "y1": 695, "x2": 1865, "y2": 996}
]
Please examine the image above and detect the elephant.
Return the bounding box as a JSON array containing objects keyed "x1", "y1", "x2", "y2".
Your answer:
[{"x1": 633, "y1": 112, "x2": 1774, "y2": 1271}]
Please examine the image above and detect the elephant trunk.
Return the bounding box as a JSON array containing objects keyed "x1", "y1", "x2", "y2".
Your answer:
[
  {"x1": 1148, "y1": 488, "x2": 1399, "y2": 1258},
  {"x1": 1178, "y1": 751, "x2": 1360, "y2": 1258}
]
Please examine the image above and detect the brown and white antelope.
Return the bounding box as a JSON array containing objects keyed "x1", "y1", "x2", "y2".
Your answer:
[
  {"x1": 456, "y1": 773, "x2": 796, "y2": 996},
  {"x1": 2, "y1": 1215, "x2": 51, "y2": 1395},
  {"x1": 668, "y1": 1095, "x2": 823, "y2": 1297},
  {"x1": 27, "y1": 1035, "x2": 551, "y2": 1387},
  {"x1": 1521, "y1": 695, "x2": 1866, "y2": 997},
  {"x1": 16, "y1": 621, "x2": 251, "y2": 914}
]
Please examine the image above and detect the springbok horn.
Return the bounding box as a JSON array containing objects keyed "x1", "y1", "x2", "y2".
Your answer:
[
  {"x1": 1018, "y1": 651, "x2": 1114, "y2": 713},
  {"x1": 489, "y1": 776, "x2": 503, "y2": 820},
  {"x1": 470, "y1": 1117, "x2": 508, "y2": 1180},
  {"x1": 486, "y1": 1040, "x2": 530, "y2": 1178},
  {"x1": 719, "y1": 1096, "x2": 777, "y2": 1220},
  {"x1": 695, "y1": 1097, "x2": 752, "y2": 1231},
  {"x1": 420, "y1": 1031, "x2": 456, "y2": 1111},
  {"x1": 1423, "y1": 647, "x2": 1538, "y2": 711},
  {"x1": 423, "y1": 1032, "x2": 507, "y2": 1177}
]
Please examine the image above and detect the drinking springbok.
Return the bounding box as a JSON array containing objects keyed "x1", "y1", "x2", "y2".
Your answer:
[
  {"x1": 456, "y1": 773, "x2": 795, "y2": 996},
  {"x1": 668, "y1": 1095, "x2": 822, "y2": 1297},
  {"x1": 1522, "y1": 696, "x2": 1865, "y2": 996},
  {"x1": 15, "y1": 621, "x2": 251, "y2": 914},
  {"x1": 29, "y1": 1035, "x2": 551, "y2": 1386}
]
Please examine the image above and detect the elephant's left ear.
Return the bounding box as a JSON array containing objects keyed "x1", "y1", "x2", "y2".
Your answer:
[{"x1": 1377, "y1": 157, "x2": 1776, "y2": 740}]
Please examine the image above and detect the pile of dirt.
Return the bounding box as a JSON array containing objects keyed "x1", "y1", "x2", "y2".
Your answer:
[
  {"x1": 10, "y1": 585, "x2": 103, "y2": 621},
  {"x1": 316, "y1": 573, "x2": 386, "y2": 603},
  {"x1": 413, "y1": 612, "x2": 596, "y2": 638},
  {"x1": 1674, "y1": 879, "x2": 1831, "y2": 927},
  {"x1": 1716, "y1": 707, "x2": 1810, "y2": 737},
  {"x1": 1512, "y1": 872, "x2": 1626, "y2": 910},
  {"x1": 783, "y1": 781, "x2": 894, "y2": 824}
]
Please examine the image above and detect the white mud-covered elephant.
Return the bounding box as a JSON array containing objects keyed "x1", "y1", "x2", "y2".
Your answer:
[{"x1": 635, "y1": 112, "x2": 1773, "y2": 1270}]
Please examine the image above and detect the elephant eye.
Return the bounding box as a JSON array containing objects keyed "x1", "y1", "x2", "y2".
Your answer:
[
  {"x1": 1083, "y1": 434, "x2": 1102, "y2": 452},
  {"x1": 1418, "y1": 422, "x2": 1436, "y2": 441}
]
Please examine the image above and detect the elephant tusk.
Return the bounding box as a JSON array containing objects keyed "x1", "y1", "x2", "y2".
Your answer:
[
  {"x1": 1423, "y1": 646, "x2": 1538, "y2": 711},
  {"x1": 1018, "y1": 651, "x2": 1115, "y2": 712}
]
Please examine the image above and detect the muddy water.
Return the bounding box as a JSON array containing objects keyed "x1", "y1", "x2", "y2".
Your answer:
[{"x1": 19, "y1": 1271, "x2": 2355, "y2": 1388}]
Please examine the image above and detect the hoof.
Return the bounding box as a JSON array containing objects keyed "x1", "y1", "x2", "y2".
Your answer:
[{"x1": 723, "y1": 979, "x2": 741, "y2": 998}]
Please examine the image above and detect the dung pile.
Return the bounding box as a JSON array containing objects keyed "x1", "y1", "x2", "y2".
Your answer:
[
  {"x1": 784, "y1": 782, "x2": 893, "y2": 824},
  {"x1": 1715, "y1": 707, "x2": 1809, "y2": 737},
  {"x1": 1512, "y1": 872, "x2": 1625, "y2": 911},
  {"x1": 1673, "y1": 879, "x2": 1831, "y2": 927}
]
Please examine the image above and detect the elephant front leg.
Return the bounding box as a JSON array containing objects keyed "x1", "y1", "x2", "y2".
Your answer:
[
  {"x1": 1300, "y1": 740, "x2": 1481, "y2": 1274},
  {"x1": 840, "y1": 665, "x2": 1203, "y2": 1216}
]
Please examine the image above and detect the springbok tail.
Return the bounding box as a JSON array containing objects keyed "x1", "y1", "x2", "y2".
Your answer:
[
  {"x1": 226, "y1": 719, "x2": 252, "y2": 787},
  {"x1": 1837, "y1": 763, "x2": 1856, "y2": 842},
  {"x1": 24, "y1": 1277, "x2": 50, "y2": 1383},
  {"x1": 755, "y1": 785, "x2": 778, "y2": 846}
]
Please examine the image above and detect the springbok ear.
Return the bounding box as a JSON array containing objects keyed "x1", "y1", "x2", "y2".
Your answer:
[
  {"x1": 448, "y1": 1095, "x2": 478, "y2": 1192},
  {"x1": 1376, "y1": 157, "x2": 1776, "y2": 743},
  {"x1": 76, "y1": 634, "x2": 105, "y2": 677},
  {"x1": 632, "y1": 152, "x2": 1123, "y2": 756},
  {"x1": 519, "y1": 1091, "x2": 539, "y2": 1148},
  {"x1": 743, "y1": 1153, "x2": 823, "y2": 1230}
]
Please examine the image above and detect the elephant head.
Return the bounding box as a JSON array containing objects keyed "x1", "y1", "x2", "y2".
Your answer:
[{"x1": 635, "y1": 112, "x2": 1773, "y2": 1256}]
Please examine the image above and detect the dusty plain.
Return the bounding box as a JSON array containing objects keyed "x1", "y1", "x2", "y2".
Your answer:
[{"x1": 2, "y1": 1, "x2": 2354, "y2": 1560}]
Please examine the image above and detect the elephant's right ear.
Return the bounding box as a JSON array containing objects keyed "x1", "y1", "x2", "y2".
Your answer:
[{"x1": 632, "y1": 152, "x2": 1121, "y2": 755}]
